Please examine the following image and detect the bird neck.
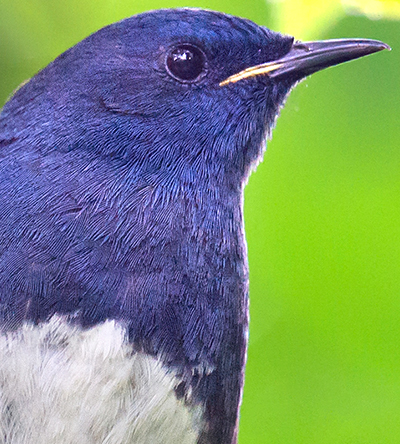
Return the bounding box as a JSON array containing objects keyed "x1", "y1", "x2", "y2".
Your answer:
[
  {"x1": 119, "y1": 175, "x2": 249, "y2": 360},
  {"x1": 110, "y1": 174, "x2": 249, "y2": 444}
]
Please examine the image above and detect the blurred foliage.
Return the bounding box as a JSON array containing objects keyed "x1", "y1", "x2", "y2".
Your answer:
[
  {"x1": 343, "y1": 0, "x2": 400, "y2": 19},
  {"x1": 268, "y1": 0, "x2": 400, "y2": 38},
  {"x1": 0, "y1": 1, "x2": 399, "y2": 443}
]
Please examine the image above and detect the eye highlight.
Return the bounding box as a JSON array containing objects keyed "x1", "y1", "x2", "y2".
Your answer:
[{"x1": 166, "y1": 44, "x2": 207, "y2": 83}]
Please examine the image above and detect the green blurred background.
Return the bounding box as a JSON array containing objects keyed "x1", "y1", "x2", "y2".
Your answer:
[{"x1": 1, "y1": 1, "x2": 399, "y2": 443}]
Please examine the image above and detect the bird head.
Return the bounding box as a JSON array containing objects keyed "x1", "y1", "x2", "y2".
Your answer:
[{"x1": 2, "y1": 9, "x2": 388, "y2": 191}]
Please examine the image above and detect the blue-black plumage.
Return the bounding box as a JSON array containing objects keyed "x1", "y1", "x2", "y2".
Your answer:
[{"x1": 0, "y1": 8, "x2": 389, "y2": 444}]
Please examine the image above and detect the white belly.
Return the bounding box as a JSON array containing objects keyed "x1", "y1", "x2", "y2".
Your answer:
[{"x1": 0, "y1": 318, "x2": 202, "y2": 444}]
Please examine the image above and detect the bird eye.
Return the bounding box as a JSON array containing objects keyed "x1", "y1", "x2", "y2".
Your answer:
[{"x1": 166, "y1": 44, "x2": 207, "y2": 82}]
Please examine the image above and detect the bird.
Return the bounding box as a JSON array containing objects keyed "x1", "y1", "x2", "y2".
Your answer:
[{"x1": 0, "y1": 8, "x2": 389, "y2": 444}]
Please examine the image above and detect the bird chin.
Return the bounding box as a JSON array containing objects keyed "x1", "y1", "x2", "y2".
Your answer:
[{"x1": 0, "y1": 316, "x2": 204, "y2": 444}]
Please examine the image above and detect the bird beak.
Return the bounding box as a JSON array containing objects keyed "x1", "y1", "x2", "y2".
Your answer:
[{"x1": 220, "y1": 38, "x2": 390, "y2": 86}]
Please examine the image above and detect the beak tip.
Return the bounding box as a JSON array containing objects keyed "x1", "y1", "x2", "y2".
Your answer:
[
  {"x1": 369, "y1": 40, "x2": 391, "y2": 55},
  {"x1": 368, "y1": 40, "x2": 391, "y2": 52}
]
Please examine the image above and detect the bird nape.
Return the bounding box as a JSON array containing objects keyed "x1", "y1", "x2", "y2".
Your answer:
[{"x1": 0, "y1": 8, "x2": 389, "y2": 444}]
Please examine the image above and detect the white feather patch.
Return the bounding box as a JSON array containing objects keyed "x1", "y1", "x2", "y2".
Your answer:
[{"x1": 0, "y1": 317, "x2": 202, "y2": 444}]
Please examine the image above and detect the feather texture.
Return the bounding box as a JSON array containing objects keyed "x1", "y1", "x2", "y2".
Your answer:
[{"x1": 0, "y1": 317, "x2": 202, "y2": 444}]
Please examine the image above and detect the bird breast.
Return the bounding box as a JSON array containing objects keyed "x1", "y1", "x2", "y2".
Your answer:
[{"x1": 0, "y1": 317, "x2": 203, "y2": 444}]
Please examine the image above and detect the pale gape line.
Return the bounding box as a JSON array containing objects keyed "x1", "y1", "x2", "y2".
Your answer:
[{"x1": 0, "y1": 318, "x2": 202, "y2": 444}]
